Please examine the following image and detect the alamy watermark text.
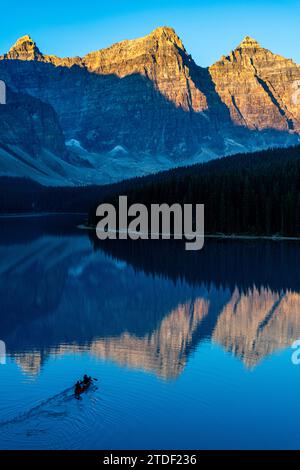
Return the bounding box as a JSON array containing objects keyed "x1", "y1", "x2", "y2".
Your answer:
[{"x1": 96, "y1": 196, "x2": 204, "y2": 251}]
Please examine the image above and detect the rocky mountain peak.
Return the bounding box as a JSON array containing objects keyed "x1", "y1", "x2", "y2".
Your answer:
[
  {"x1": 209, "y1": 33, "x2": 300, "y2": 135},
  {"x1": 150, "y1": 26, "x2": 185, "y2": 49},
  {"x1": 13, "y1": 34, "x2": 35, "y2": 46},
  {"x1": 237, "y1": 36, "x2": 261, "y2": 49},
  {"x1": 6, "y1": 34, "x2": 42, "y2": 60}
]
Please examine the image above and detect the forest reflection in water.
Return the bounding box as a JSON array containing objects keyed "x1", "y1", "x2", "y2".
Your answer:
[{"x1": 1, "y1": 215, "x2": 300, "y2": 379}]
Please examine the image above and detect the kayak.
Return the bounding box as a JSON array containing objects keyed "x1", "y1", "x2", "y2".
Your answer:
[{"x1": 75, "y1": 380, "x2": 93, "y2": 398}]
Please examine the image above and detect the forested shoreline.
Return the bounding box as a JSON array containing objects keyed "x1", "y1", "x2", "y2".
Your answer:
[
  {"x1": 1, "y1": 145, "x2": 300, "y2": 237},
  {"x1": 89, "y1": 145, "x2": 300, "y2": 237}
]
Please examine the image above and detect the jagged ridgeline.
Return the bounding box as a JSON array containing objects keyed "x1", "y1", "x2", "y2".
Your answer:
[
  {"x1": 0, "y1": 28, "x2": 300, "y2": 186},
  {"x1": 89, "y1": 145, "x2": 300, "y2": 237}
]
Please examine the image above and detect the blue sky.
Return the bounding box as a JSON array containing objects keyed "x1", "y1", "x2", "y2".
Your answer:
[{"x1": 1, "y1": 0, "x2": 300, "y2": 66}]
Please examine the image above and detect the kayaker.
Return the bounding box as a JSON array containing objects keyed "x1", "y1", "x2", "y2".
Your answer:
[
  {"x1": 75, "y1": 381, "x2": 82, "y2": 397},
  {"x1": 83, "y1": 374, "x2": 92, "y2": 385}
]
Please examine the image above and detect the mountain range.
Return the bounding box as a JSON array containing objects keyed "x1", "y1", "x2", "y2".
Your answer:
[{"x1": 0, "y1": 27, "x2": 300, "y2": 186}]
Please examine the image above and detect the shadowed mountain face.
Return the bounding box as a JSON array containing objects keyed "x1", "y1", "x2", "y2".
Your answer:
[
  {"x1": 0, "y1": 27, "x2": 299, "y2": 185},
  {"x1": 1, "y1": 216, "x2": 300, "y2": 378},
  {"x1": 0, "y1": 85, "x2": 73, "y2": 184},
  {"x1": 0, "y1": 28, "x2": 231, "y2": 160},
  {"x1": 0, "y1": 86, "x2": 66, "y2": 156}
]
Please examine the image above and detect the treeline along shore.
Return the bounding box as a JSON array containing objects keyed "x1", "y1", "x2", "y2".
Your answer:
[
  {"x1": 1, "y1": 145, "x2": 300, "y2": 237},
  {"x1": 89, "y1": 145, "x2": 300, "y2": 238}
]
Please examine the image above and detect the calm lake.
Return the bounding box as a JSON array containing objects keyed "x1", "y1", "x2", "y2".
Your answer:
[{"x1": 0, "y1": 214, "x2": 300, "y2": 450}]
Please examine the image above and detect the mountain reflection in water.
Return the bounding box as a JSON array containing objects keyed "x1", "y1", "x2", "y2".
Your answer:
[{"x1": 1, "y1": 215, "x2": 300, "y2": 379}]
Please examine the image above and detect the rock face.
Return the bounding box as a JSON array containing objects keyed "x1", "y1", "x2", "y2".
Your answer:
[
  {"x1": 2, "y1": 34, "x2": 81, "y2": 67},
  {"x1": 209, "y1": 36, "x2": 300, "y2": 133},
  {"x1": 0, "y1": 27, "x2": 300, "y2": 184},
  {"x1": 4, "y1": 35, "x2": 43, "y2": 61},
  {"x1": 83, "y1": 27, "x2": 208, "y2": 113},
  {"x1": 0, "y1": 85, "x2": 66, "y2": 156},
  {"x1": 0, "y1": 28, "x2": 229, "y2": 159}
]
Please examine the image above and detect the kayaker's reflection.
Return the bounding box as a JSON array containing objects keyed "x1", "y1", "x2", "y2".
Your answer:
[{"x1": 74, "y1": 375, "x2": 93, "y2": 399}]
